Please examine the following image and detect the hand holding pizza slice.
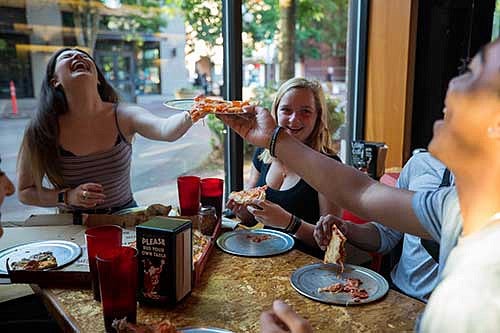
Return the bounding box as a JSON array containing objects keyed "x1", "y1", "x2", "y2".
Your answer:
[{"x1": 189, "y1": 96, "x2": 251, "y2": 122}]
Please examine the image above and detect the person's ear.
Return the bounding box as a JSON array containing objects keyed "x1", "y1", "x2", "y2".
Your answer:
[{"x1": 51, "y1": 77, "x2": 61, "y2": 89}]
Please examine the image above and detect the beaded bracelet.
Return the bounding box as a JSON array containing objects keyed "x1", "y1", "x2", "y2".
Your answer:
[{"x1": 269, "y1": 126, "x2": 283, "y2": 158}]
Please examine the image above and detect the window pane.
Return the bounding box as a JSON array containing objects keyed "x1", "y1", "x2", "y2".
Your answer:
[
  {"x1": 241, "y1": 0, "x2": 350, "y2": 185},
  {"x1": 493, "y1": 0, "x2": 500, "y2": 40},
  {"x1": 0, "y1": 0, "x2": 224, "y2": 220}
]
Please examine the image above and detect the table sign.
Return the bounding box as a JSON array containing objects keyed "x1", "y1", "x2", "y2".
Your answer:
[{"x1": 136, "y1": 217, "x2": 192, "y2": 306}]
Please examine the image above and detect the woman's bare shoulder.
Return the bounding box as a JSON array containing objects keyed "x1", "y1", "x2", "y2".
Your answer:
[{"x1": 117, "y1": 103, "x2": 148, "y2": 116}]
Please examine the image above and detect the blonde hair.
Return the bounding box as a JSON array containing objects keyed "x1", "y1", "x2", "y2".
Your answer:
[{"x1": 259, "y1": 77, "x2": 336, "y2": 163}]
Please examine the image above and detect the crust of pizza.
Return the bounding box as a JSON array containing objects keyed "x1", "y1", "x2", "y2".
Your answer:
[
  {"x1": 10, "y1": 251, "x2": 58, "y2": 271},
  {"x1": 323, "y1": 224, "x2": 347, "y2": 272},
  {"x1": 119, "y1": 204, "x2": 172, "y2": 226},
  {"x1": 228, "y1": 185, "x2": 267, "y2": 205},
  {"x1": 192, "y1": 229, "x2": 210, "y2": 264},
  {"x1": 189, "y1": 96, "x2": 250, "y2": 122}
]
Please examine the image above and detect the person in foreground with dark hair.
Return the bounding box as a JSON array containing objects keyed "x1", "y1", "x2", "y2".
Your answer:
[
  {"x1": 17, "y1": 48, "x2": 197, "y2": 214},
  {"x1": 219, "y1": 38, "x2": 500, "y2": 332}
]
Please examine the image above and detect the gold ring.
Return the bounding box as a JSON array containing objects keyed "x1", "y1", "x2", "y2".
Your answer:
[{"x1": 82, "y1": 190, "x2": 88, "y2": 200}]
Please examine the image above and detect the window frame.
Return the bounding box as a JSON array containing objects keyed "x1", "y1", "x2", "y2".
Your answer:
[{"x1": 222, "y1": 0, "x2": 369, "y2": 191}]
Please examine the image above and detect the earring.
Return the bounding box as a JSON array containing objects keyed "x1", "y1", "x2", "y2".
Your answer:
[{"x1": 487, "y1": 126, "x2": 500, "y2": 139}]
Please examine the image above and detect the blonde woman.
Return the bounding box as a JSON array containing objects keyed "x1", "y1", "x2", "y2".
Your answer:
[{"x1": 227, "y1": 78, "x2": 341, "y2": 255}]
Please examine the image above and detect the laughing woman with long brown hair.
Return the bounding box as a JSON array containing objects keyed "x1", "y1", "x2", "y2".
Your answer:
[{"x1": 17, "y1": 48, "x2": 196, "y2": 214}]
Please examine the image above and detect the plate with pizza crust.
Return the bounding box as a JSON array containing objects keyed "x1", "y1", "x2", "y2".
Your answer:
[
  {"x1": 290, "y1": 262, "x2": 389, "y2": 305},
  {"x1": 0, "y1": 240, "x2": 82, "y2": 274},
  {"x1": 163, "y1": 98, "x2": 196, "y2": 111},
  {"x1": 178, "y1": 327, "x2": 234, "y2": 333},
  {"x1": 216, "y1": 229, "x2": 294, "y2": 257}
]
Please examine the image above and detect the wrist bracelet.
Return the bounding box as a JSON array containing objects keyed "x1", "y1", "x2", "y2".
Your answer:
[
  {"x1": 269, "y1": 126, "x2": 283, "y2": 158},
  {"x1": 287, "y1": 215, "x2": 302, "y2": 235},
  {"x1": 57, "y1": 188, "x2": 70, "y2": 206},
  {"x1": 290, "y1": 215, "x2": 302, "y2": 234},
  {"x1": 284, "y1": 213, "x2": 294, "y2": 231}
]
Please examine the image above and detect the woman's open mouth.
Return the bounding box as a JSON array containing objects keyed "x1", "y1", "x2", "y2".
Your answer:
[{"x1": 70, "y1": 61, "x2": 90, "y2": 73}]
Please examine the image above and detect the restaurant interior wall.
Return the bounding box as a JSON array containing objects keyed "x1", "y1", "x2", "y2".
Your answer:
[
  {"x1": 410, "y1": 0, "x2": 497, "y2": 152},
  {"x1": 364, "y1": 0, "x2": 418, "y2": 169}
]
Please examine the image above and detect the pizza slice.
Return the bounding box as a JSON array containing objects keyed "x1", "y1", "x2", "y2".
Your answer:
[
  {"x1": 228, "y1": 185, "x2": 267, "y2": 205},
  {"x1": 10, "y1": 251, "x2": 58, "y2": 271},
  {"x1": 323, "y1": 224, "x2": 347, "y2": 272},
  {"x1": 189, "y1": 96, "x2": 250, "y2": 122}
]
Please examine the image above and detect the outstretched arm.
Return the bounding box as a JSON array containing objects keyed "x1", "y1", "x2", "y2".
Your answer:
[
  {"x1": 219, "y1": 107, "x2": 429, "y2": 238},
  {"x1": 119, "y1": 104, "x2": 193, "y2": 142}
]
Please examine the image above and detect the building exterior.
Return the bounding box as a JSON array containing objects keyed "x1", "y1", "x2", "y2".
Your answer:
[{"x1": 0, "y1": 1, "x2": 188, "y2": 116}]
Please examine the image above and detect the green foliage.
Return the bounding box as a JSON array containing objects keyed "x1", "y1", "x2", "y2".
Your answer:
[
  {"x1": 206, "y1": 114, "x2": 255, "y2": 158},
  {"x1": 325, "y1": 95, "x2": 345, "y2": 136},
  {"x1": 178, "y1": 0, "x2": 223, "y2": 54},
  {"x1": 296, "y1": 0, "x2": 348, "y2": 60},
  {"x1": 100, "y1": 0, "x2": 174, "y2": 44},
  {"x1": 242, "y1": 0, "x2": 279, "y2": 49},
  {"x1": 206, "y1": 114, "x2": 225, "y2": 150},
  {"x1": 252, "y1": 85, "x2": 278, "y2": 110},
  {"x1": 179, "y1": 0, "x2": 348, "y2": 59}
]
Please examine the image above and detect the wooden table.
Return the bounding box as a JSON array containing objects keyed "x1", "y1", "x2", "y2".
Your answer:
[
  {"x1": 2, "y1": 222, "x2": 424, "y2": 332},
  {"x1": 39, "y1": 248, "x2": 423, "y2": 333}
]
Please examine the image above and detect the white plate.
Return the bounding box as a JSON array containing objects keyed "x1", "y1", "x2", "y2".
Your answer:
[{"x1": 0, "y1": 240, "x2": 82, "y2": 275}]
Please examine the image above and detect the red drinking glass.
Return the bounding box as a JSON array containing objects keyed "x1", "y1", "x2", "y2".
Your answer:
[
  {"x1": 97, "y1": 246, "x2": 137, "y2": 333},
  {"x1": 85, "y1": 225, "x2": 122, "y2": 301},
  {"x1": 200, "y1": 178, "x2": 224, "y2": 221},
  {"x1": 177, "y1": 176, "x2": 201, "y2": 216}
]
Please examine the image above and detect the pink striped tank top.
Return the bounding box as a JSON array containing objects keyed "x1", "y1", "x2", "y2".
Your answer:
[{"x1": 59, "y1": 106, "x2": 133, "y2": 210}]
